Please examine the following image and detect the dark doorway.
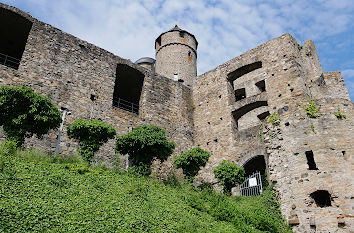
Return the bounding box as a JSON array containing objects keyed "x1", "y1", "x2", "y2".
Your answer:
[
  {"x1": 0, "y1": 8, "x2": 32, "y2": 69},
  {"x1": 113, "y1": 64, "x2": 144, "y2": 114},
  {"x1": 243, "y1": 155, "x2": 267, "y2": 187}
]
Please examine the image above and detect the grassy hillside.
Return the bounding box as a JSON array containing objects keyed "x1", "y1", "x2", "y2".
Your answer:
[{"x1": 0, "y1": 145, "x2": 292, "y2": 232}]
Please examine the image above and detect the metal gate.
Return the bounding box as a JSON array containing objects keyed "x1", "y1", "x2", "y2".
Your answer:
[{"x1": 240, "y1": 171, "x2": 263, "y2": 196}]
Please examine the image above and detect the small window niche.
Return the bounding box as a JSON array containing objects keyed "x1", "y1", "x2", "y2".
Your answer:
[
  {"x1": 235, "y1": 88, "x2": 246, "y2": 101},
  {"x1": 255, "y1": 80, "x2": 266, "y2": 92},
  {"x1": 179, "y1": 31, "x2": 185, "y2": 38},
  {"x1": 305, "y1": 150, "x2": 318, "y2": 170},
  {"x1": 310, "y1": 190, "x2": 332, "y2": 207},
  {"x1": 257, "y1": 111, "x2": 270, "y2": 121}
]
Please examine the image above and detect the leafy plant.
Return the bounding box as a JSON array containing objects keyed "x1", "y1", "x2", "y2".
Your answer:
[
  {"x1": 332, "y1": 106, "x2": 346, "y2": 119},
  {"x1": 0, "y1": 85, "x2": 61, "y2": 147},
  {"x1": 214, "y1": 160, "x2": 245, "y2": 195},
  {"x1": 115, "y1": 125, "x2": 175, "y2": 175},
  {"x1": 67, "y1": 119, "x2": 116, "y2": 163},
  {"x1": 174, "y1": 147, "x2": 210, "y2": 181},
  {"x1": 310, "y1": 119, "x2": 316, "y2": 133},
  {"x1": 267, "y1": 112, "x2": 280, "y2": 126},
  {"x1": 302, "y1": 99, "x2": 321, "y2": 118}
]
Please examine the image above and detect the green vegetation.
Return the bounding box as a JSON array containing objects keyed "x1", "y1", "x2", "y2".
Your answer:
[
  {"x1": 259, "y1": 126, "x2": 263, "y2": 142},
  {"x1": 174, "y1": 147, "x2": 210, "y2": 181},
  {"x1": 332, "y1": 106, "x2": 346, "y2": 119},
  {"x1": 214, "y1": 160, "x2": 245, "y2": 195},
  {"x1": 310, "y1": 120, "x2": 316, "y2": 133},
  {"x1": 0, "y1": 145, "x2": 291, "y2": 232},
  {"x1": 116, "y1": 125, "x2": 175, "y2": 175},
  {"x1": 267, "y1": 112, "x2": 280, "y2": 126},
  {"x1": 301, "y1": 99, "x2": 321, "y2": 118},
  {"x1": 0, "y1": 85, "x2": 61, "y2": 147},
  {"x1": 67, "y1": 119, "x2": 116, "y2": 163}
]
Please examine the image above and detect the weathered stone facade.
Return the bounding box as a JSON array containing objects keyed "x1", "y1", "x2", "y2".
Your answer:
[{"x1": 1, "y1": 3, "x2": 353, "y2": 232}]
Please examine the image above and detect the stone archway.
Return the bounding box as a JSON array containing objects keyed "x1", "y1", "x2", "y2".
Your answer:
[{"x1": 240, "y1": 153, "x2": 268, "y2": 187}]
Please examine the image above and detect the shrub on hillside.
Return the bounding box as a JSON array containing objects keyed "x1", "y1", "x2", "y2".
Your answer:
[
  {"x1": 214, "y1": 160, "x2": 245, "y2": 195},
  {"x1": 115, "y1": 125, "x2": 175, "y2": 175},
  {"x1": 67, "y1": 119, "x2": 116, "y2": 163},
  {"x1": 174, "y1": 147, "x2": 210, "y2": 181},
  {"x1": 0, "y1": 85, "x2": 61, "y2": 147}
]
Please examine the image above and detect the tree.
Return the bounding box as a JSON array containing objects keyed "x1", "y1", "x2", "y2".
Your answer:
[
  {"x1": 67, "y1": 119, "x2": 116, "y2": 163},
  {"x1": 0, "y1": 85, "x2": 61, "y2": 147},
  {"x1": 115, "y1": 125, "x2": 175, "y2": 175},
  {"x1": 214, "y1": 160, "x2": 245, "y2": 195},
  {"x1": 174, "y1": 147, "x2": 210, "y2": 180}
]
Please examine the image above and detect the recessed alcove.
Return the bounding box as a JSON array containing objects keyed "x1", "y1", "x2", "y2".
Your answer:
[{"x1": 0, "y1": 7, "x2": 33, "y2": 69}]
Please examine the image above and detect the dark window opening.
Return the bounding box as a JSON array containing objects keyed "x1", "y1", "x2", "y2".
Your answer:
[
  {"x1": 179, "y1": 31, "x2": 185, "y2": 38},
  {"x1": 90, "y1": 94, "x2": 96, "y2": 101},
  {"x1": 0, "y1": 8, "x2": 33, "y2": 69},
  {"x1": 305, "y1": 150, "x2": 318, "y2": 170},
  {"x1": 113, "y1": 64, "x2": 144, "y2": 114},
  {"x1": 257, "y1": 111, "x2": 270, "y2": 121},
  {"x1": 178, "y1": 79, "x2": 184, "y2": 83},
  {"x1": 188, "y1": 51, "x2": 191, "y2": 57},
  {"x1": 342, "y1": 151, "x2": 346, "y2": 155},
  {"x1": 235, "y1": 88, "x2": 246, "y2": 101},
  {"x1": 155, "y1": 36, "x2": 161, "y2": 48},
  {"x1": 255, "y1": 80, "x2": 266, "y2": 92},
  {"x1": 232, "y1": 101, "x2": 268, "y2": 128},
  {"x1": 310, "y1": 190, "x2": 331, "y2": 207},
  {"x1": 227, "y1": 61, "x2": 262, "y2": 85},
  {"x1": 243, "y1": 155, "x2": 267, "y2": 186}
]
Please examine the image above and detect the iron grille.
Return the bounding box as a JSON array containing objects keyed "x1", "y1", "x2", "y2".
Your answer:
[{"x1": 0, "y1": 52, "x2": 20, "y2": 69}]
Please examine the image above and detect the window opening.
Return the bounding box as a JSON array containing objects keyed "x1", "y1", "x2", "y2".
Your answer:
[
  {"x1": 179, "y1": 31, "x2": 185, "y2": 38},
  {"x1": 113, "y1": 64, "x2": 144, "y2": 114},
  {"x1": 232, "y1": 101, "x2": 268, "y2": 128},
  {"x1": 255, "y1": 80, "x2": 266, "y2": 92},
  {"x1": 305, "y1": 150, "x2": 318, "y2": 170},
  {"x1": 0, "y1": 8, "x2": 33, "y2": 69},
  {"x1": 310, "y1": 190, "x2": 331, "y2": 207},
  {"x1": 257, "y1": 111, "x2": 270, "y2": 121},
  {"x1": 235, "y1": 88, "x2": 246, "y2": 101}
]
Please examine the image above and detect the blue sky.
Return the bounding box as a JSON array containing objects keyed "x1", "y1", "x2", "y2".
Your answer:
[{"x1": 2, "y1": 0, "x2": 354, "y2": 100}]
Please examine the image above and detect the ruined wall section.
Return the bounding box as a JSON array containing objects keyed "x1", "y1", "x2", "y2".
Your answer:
[
  {"x1": 0, "y1": 4, "x2": 194, "y2": 167},
  {"x1": 264, "y1": 98, "x2": 353, "y2": 232},
  {"x1": 193, "y1": 34, "x2": 313, "y2": 183}
]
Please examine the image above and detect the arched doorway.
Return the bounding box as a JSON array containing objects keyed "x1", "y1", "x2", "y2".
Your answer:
[{"x1": 243, "y1": 155, "x2": 267, "y2": 187}]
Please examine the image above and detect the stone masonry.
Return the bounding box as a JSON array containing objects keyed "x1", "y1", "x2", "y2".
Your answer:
[{"x1": 0, "y1": 3, "x2": 353, "y2": 232}]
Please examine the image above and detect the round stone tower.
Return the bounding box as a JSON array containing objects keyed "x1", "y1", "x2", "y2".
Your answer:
[{"x1": 155, "y1": 25, "x2": 198, "y2": 87}]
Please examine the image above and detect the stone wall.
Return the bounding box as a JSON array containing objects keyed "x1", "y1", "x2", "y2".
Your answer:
[{"x1": 0, "y1": 4, "x2": 194, "y2": 168}]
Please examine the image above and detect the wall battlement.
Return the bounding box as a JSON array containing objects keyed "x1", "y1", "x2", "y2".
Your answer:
[{"x1": 0, "y1": 3, "x2": 353, "y2": 232}]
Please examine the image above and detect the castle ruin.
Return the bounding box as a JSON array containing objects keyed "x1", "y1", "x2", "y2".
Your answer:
[{"x1": 0, "y1": 3, "x2": 353, "y2": 232}]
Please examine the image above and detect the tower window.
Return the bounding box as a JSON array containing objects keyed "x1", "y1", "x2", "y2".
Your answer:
[
  {"x1": 305, "y1": 150, "x2": 318, "y2": 170},
  {"x1": 179, "y1": 31, "x2": 185, "y2": 38},
  {"x1": 188, "y1": 51, "x2": 191, "y2": 57}
]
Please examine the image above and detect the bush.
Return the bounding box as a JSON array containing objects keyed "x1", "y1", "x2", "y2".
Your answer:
[
  {"x1": 115, "y1": 125, "x2": 175, "y2": 175},
  {"x1": 0, "y1": 85, "x2": 61, "y2": 147},
  {"x1": 67, "y1": 119, "x2": 116, "y2": 163},
  {"x1": 214, "y1": 160, "x2": 245, "y2": 195},
  {"x1": 174, "y1": 147, "x2": 210, "y2": 180}
]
